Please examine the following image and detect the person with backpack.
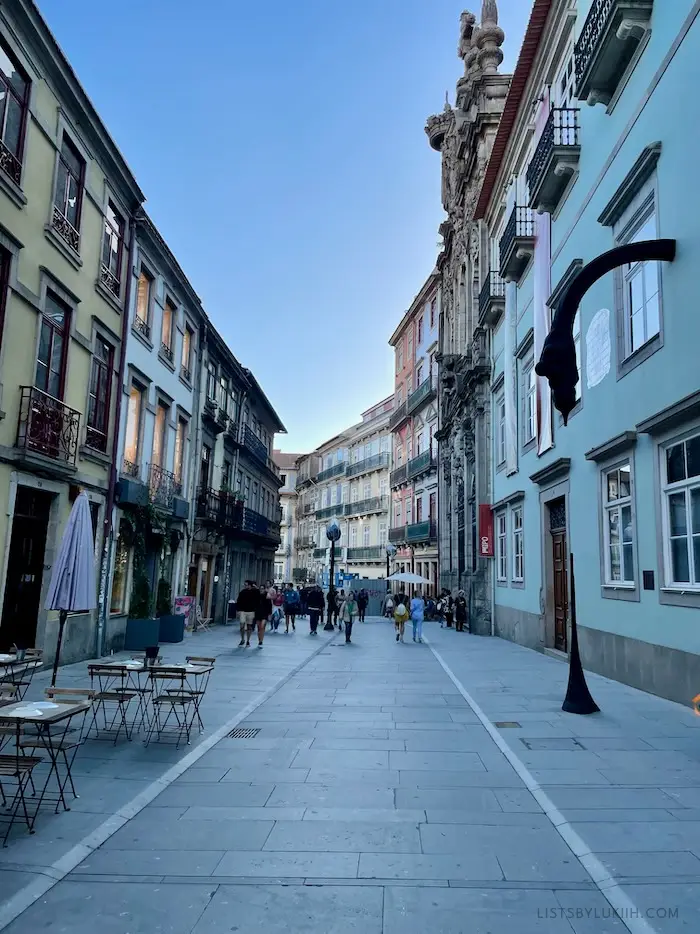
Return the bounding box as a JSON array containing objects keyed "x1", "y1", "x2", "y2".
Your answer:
[
  {"x1": 339, "y1": 590, "x2": 359, "y2": 644},
  {"x1": 393, "y1": 600, "x2": 410, "y2": 643},
  {"x1": 283, "y1": 582, "x2": 300, "y2": 632},
  {"x1": 357, "y1": 588, "x2": 369, "y2": 622},
  {"x1": 410, "y1": 592, "x2": 425, "y2": 643},
  {"x1": 383, "y1": 591, "x2": 394, "y2": 618}
]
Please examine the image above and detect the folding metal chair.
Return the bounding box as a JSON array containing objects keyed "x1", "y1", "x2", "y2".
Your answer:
[
  {"x1": 144, "y1": 668, "x2": 197, "y2": 748},
  {"x1": 86, "y1": 665, "x2": 137, "y2": 743},
  {"x1": 195, "y1": 605, "x2": 212, "y2": 632},
  {"x1": 184, "y1": 658, "x2": 215, "y2": 730},
  {"x1": 17, "y1": 688, "x2": 94, "y2": 811},
  {"x1": 0, "y1": 735, "x2": 43, "y2": 846}
]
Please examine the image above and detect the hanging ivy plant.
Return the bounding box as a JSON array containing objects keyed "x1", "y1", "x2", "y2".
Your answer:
[{"x1": 126, "y1": 502, "x2": 159, "y2": 619}]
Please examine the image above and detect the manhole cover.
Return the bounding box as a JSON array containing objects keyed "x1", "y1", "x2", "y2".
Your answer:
[
  {"x1": 495, "y1": 722, "x2": 521, "y2": 728},
  {"x1": 520, "y1": 737, "x2": 586, "y2": 750},
  {"x1": 228, "y1": 727, "x2": 260, "y2": 738}
]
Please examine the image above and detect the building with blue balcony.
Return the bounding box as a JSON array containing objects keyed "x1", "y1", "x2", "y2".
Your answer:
[{"x1": 474, "y1": 0, "x2": 700, "y2": 703}]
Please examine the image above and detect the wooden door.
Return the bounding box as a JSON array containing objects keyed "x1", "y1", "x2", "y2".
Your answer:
[{"x1": 552, "y1": 530, "x2": 568, "y2": 652}]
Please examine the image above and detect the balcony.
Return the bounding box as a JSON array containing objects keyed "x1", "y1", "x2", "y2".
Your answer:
[
  {"x1": 389, "y1": 525, "x2": 407, "y2": 544},
  {"x1": 180, "y1": 363, "x2": 192, "y2": 383},
  {"x1": 390, "y1": 464, "x2": 408, "y2": 489},
  {"x1": 217, "y1": 491, "x2": 243, "y2": 532},
  {"x1": 242, "y1": 507, "x2": 280, "y2": 544},
  {"x1": 0, "y1": 139, "x2": 22, "y2": 185},
  {"x1": 499, "y1": 206, "x2": 535, "y2": 283},
  {"x1": 345, "y1": 496, "x2": 389, "y2": 518},
  {"x1": 347, "y1": 546, "x2": 384, "y2": 562},
  {"x1": 215, "y1": 405, "x2": 229, "y2": 432},
  {"x1": 346, "y1": 451, "x2": 390, "y2": 478},
  {"x1": 51, "y1": 205, "x2": 80, "y2": 253},
  {"x1": 148, "y1": 464, "x2": 181, "y2": 510},
  {"x1": 85, "y1": 423, "x2": 108, "y2": 454},
  {"x1": 575, "y1": 0, "x2": 654, "y2": 107},
  {"x1": 527, "y1": 108, "x2": 580, "y2": 214},
  {"x1": 478, "y1": 271, "x2": 506, "y2": 327},
  {"x1": 196, "y1": 486, "x2": 220, "y2": 523},
  {"x1": 16, "y1": 386, "x2": 80, "y2": 467},
  {"x1": 99, "y1": 264, "x2": 120, "y2": 298},
  {"x1": 239, "y1": 425, "x2": 281, "y2": 482},
  {"x1": 297, "y1": 535, "x2": 316, "y2": 550},
  {"x1": 317, "y1": 462, "x2": 346, "y2": 483},
  {"x1": 407, "y1": 520, "x2": 437, "y2": 544},
  {"x1": 122, "y1": 458, "x2": 140, "y2": 479},
  {"x1": 133, "y1": 315, "x2": 151, "y2": 342},
  {"x1": 389, "y1": 400, "x2": 409, "y2": 431},
  {"x1": 314, "y1": 547, "x2": 327, "y2": 559},
  {"x1": 302, "y1": 502, "x2": 315, "y2": 515},
  {"x1": 315, "y1": 504, "x2": 344, "y2": 521},
  {"x1": 407, "y1": 451, "x2": 436, "y2": 481},
  {"x1": 407, "y1": 377, "x2": 437, "y2": 416}
]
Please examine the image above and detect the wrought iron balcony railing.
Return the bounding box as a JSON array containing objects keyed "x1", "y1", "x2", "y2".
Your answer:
[
  {"x1": 314, "y1": 547, "x2": 327, "y2": 558},
  {"x1": 407, "y1": 376, "x2": 437, "y2": 416},
  {"x1": 389, "y1": 400, "x2": 409, "y2": 430},
  {"x1": 407, "y1": 520, "x2": 437, "y2": 543},
  {"x1": 527, "y1": 108, "x2": 580, "y2": 213},
  {"x1": 242, "y1": 507, "x2": 280, "y2": 543},
  {"x1": 196, "y1": 486, "x2": 220, "y2": 522},
  {"x1": 499, "y1": 206, "x2": 535, "y2": 282},
  {"x1": 390, "y1": 464, "x2": 408, "y2": 488},
  {"x1": 297, "y1": 535, "x2": 316, "y2": 549},
  {"x1": 160, "y1": 342, "x2": 174, "y2": 364},
  {"x1": 148, "y1": 463, "x2": 179, "y2": 509},
  {"x1": 85, "y1": 424, "x2": 108, "y2": 453},
  {"x1": 344, "y1": 495, "x2": 389, "y2": 517},
  {"x1": 180, "y1": 363, "x2": 191, "y2": 383},
  {"x1": 100, "y1": 264, "x2": 120, "y2": 298},
  {"x1": 51, "y1": 205, "x2": 80, "y2": 253},
  {"x1": 317, "y1": 462, "x2": 347, "y2": 483},
  {"x1": 345, "y1": 451, "x2": 390, "y2": 478},
  {"x1": 478, "y1": 271, "x2": 506, "y2": 326},
  {"x1": 0, "y1": 139, "x2": 22, "y2": 185},
  {"x1": 407, "y1": 451, "x2": 436, "y2": 480},
  {"x1": 16, "y1": 386, "x2": 80, "y2": 466},
  {"x1": 389, "y1": 525, "x2": 407, "y2": 543},
  {"x1": 315, "y1": 504, "x2": 344, "y2": 521},
  {"x1": 347, "y1": 546, "x2": 385, "y2": 561},
  {"x1": 133, "y1": 315, "x2": 151, "y2": 341},
  {"x1": 122, "y1": 457, "x2": 140, "y2": 478}
]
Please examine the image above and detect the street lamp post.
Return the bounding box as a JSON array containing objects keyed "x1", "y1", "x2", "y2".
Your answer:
[
  {"x1": 325, "y1": 519, "x2": 341, "y2": 631},
  {"x1": 385, "y1": 542, "x2": 397, "y2": 582}
]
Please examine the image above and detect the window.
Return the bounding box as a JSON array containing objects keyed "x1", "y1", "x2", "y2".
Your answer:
[
  {"x1": 342, "y1": 482, "x2": 349, "y2": 503},
  {"x1": 252, "y1": 481, "x2": 259, "y2": 511},
  {"x1": 573, "y1": 311, "x2": 582, "y2": 402},
  {"x1": 417, "y1": 316, "x2": 423, "y2": 344},
  {"x1": 381, "y1": 436, "x2": 390, "y2": 453},
  {"x1": 416, "y1": 363, "x2": 423, "y2": 388},
  {"x1": 181, "y1": 325, "x2": 194, "y2": 379},
  {"x1": 222, "y1": 460, "x2": 232, "y2": 491},
  {"x1": 36, "y1": 292, "x2": 69, "y2": 398},
  {"x1": 380, "y1": 477, "x2": 388, "y2": 497},
  {"x1": 100, "y1": 201, "x2": 124, "y2": 296},
  {"x1": 152, "y1": 402, "x2": 168, "y2": 468},
  {"x1": 602, "y1": 462, "x2": 634, "y2": 584},
  {"x1": 174, "y1": 418, "x2": 187, "y2": 487},
  {"x1": 512, "y1": 506, "x2": 524, "y2": 582},
  {"x1": 0, "y1": 42, "x2": 29, "y2": 185},
  {"x1": 662, "y1": 434, "x2": 700, "y2": 588},
  {"x1": 330, "y1": 486, "x2": 337, "y2": 506},
  {"x1": 363, "y1": 524, "x2": 370, "y2": 546},
  {"x1": 351, "y1": 484, "x2": 359, "y2": 503},
  {"x1": 244, "y1": 475, "x2": 250, "y2": 503},
  {"x1": 363, "y1": 481, "x2": 371, "y2": 500},
  {"x1": 86, "y1": 337, "x2": 113, "y2": 452},
  {"x1": 405, "y1": 498, "x2": 412, "y2": 525},
  {"x1": 622, "y1": 210, "x2": 660, "y2": 357},
  {"x1": 429, "y1": 492, "x2": 437, "y2": 521},
  {"x1": 430, "y1": 298, "x2": 437, "y2": 328},
  {"x1": 280, "y1": 474, "x2": 287, "y2": 487},
  {"x1": 523, "y1": 362, "x2": 536, "y2": 444},
  {"x1": 397, "y1": 343, "x2": 403, "y2": 371},
  {"x1": 350, "y1": 524, "x2": 358, "y2": 547},
  {"x1": 416, "y1": 497, "x2": 423, "y2": 522},
  {"x1": 206, "y1": 362, "x2": 217, "y2": 401},
  {"x1": 394, "y1": 502, "x2": 402, "y2": 526},
  {"x1": 110, "y1": 532, "x2": 130, "y2": 614},
  {"x1": 396, "y1": 445, "x2": 403, "y2": 466},
  {"x1": 0, "y1": 247, "x2": 10, "y2": 353},
  {"x1": 135, "y1": 269, "x2": 153, "y2": 338},
  {"x1": 415, "y1": 432, "x2": 423, "y2": 456},
  {"x1": 124, "y1": 383, "x2": 143, "y2": 470},
  {"x1": 161, "y1": 299, "x2": 175, "y2": 361},
  {"x1": 53, "y1": 135, "x2": 84, "y2": 248},
  {"x1": 496, "y1": 512, "x2": 507, "y2": 581},
  {"x1": 496, "y1": 394, "x2": 506, "y2": 465},
  {"x1": 397, "y1": 387, "x2": 403, "y2": 406},
  {"x1": 407, "y1": 437, "x2": 413, "y2": 461},
  {"x1": 430, "y1": 423, "x2": 436, "y2": 455},
  {"x1": 379, "y1": 522, "x2": 387, "y2": 546}
]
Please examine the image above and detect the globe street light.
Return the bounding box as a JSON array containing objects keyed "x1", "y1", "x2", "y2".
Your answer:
[
  {"x1": 385, "y1": 542, "x2": 397, "y2": 583},
  {"x1": 325, "y1": 519, "x2": 341, "y2": 631}
]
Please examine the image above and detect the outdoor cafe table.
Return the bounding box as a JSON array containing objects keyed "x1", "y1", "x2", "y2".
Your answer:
[
  {"x1": 147, "y1": 662, "x2": 214, "y2": 732},
  {"x1": 0, "y1": 699, "x2": 91, "y2": 836},
  {"x1": 0, "y1": 655, "x2": 42, "y2": 702},
  {"x1": 93, "y1": 659, "x2": 153, "y2": 732}
]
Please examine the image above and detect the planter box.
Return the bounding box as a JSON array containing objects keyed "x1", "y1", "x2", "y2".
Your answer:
[
  {"x1": 158, "y1": 614, "x2": 185, "y2": 644},
  {"x1": 124, "y1": 617, "x2": 160, "y2": 651}
]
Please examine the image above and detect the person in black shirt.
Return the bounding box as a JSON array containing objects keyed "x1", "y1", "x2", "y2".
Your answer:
[
  {"x1": 455, "y1": 590, "x2": 468, "y2": 632},
  {"x1": 254, "y1": 585, "x2": 272, "y2": 648},
  {"x1": 357, "y1": 588, "x2": 369, "y2": 622},
  {"x1": 236, "y1": 581, "x2": 258, "y2": 647},
  {"x1": 307, "y1": 585, "x2": 325, "y2": 635}
]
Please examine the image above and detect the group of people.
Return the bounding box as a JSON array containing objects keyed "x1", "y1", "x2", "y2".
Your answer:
[
  {"x1": 382, "y1": 587, "x2": 470, "y2": 641},
  {"x1": 234, "y1": 581, "x2": 371, "y2": 647}
]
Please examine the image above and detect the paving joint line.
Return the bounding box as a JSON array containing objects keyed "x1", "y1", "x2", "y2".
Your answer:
[
  {"x1": 0, "y1": 630, "x2": 337, "y2": 933},
  {"x1": 424, "y1": 634, "x2": 660, "y2": 934}
]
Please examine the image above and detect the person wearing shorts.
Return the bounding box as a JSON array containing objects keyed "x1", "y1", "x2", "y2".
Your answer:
[
  {"x1": 254, "y1": 586, "x2": 272, "y2": 648},
  {"x1": 236, "y1": 580, "x2": 258, "y2": 647}
]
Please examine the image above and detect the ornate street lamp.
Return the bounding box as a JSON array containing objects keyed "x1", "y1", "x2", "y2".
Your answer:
[
  {"x1": 536, "y1": 237, "x2": 676, "y2": 715},
  {"x1": 325, "y1": 519, "x2": 341, "y2": 630},
  {"x1": 385, "y1": 542, "x2": 397, "y2": 583}
]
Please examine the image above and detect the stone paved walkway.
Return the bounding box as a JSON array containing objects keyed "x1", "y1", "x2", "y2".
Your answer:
[{"x1": 1, "y1": 618, "x2": 699, "y2": 933}]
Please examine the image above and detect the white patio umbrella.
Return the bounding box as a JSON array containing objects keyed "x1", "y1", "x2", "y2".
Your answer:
[
  {"x1": 45, "y1": 491, "x2": 96, "y2": 685},
  {"x1": 386, "y1": 571, "x2": 431, "y2": 585}
]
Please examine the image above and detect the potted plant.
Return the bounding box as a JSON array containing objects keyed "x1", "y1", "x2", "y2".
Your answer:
[
  {"x1": 156, "y1": 577, "x2": 184, "y2": 643},
  {"x1": 123, "y1": 507, "x2": 160, "y2": 651}
]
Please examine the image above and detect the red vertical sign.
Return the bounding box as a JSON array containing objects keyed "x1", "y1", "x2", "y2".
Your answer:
[{"x1": 479, "y1": 504, "x2": 494, "y2": 557}]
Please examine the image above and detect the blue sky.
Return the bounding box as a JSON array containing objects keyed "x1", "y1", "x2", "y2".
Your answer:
[{"x1": 39, "y1": 0, "x2": 530, "y2": 452}]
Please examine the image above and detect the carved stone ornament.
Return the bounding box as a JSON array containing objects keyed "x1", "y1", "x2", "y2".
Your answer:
[
  {"x1": 477, "y1": 0, "x2": 504, "y2": 75},
  {"x1": 457, "y1": 10, "x2": 477, "y2": 67}
]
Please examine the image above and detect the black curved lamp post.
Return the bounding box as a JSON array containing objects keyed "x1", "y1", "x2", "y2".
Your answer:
[
  {"x1": 535, "y1": 238, "x2": 676, "y2": 715},
  {"x1": 325, "y1": 519, "x2": 341, "y2": 631}
]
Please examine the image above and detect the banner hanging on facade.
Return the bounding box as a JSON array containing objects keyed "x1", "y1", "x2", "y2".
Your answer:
[
  {"x1": 533, "y1": 88, "x2": 553, "y2": 455},
  {"x1": 478, "y1": 505, "x2": 494, "y2": 557}
]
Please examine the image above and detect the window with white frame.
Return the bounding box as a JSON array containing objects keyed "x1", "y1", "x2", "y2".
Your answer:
[
  {"x1": 511, "y1": 506, "x2": 523, "y2": 581},
  {"x1": 662, "y1": 432, "x2": 700, "y2": 588},
  {"x1": 618, "y1": 189, "x2": 661, "y2": 358},
  {"x1": 603, "y1": 462, "x2": 635, "y2": 584},
  {"x1": 363, "y1": 481, "x2": 371, "y2": 499},
  {"x1": 363, "y1": 524, "x2": 370, "y2": 546},
  {"x1": 496, "y1": 512, "x2": 507, "y2": 581},
  {"x1": 379, "y1": 522, "x2": 387, "y2": 546},
  {"x1": 394, "y1": 502, "x2": 402, "y2": 526},
  {"x1": 380, "y1": 477, "x2": 388, "y2": 496},
  {"x1": 522, "y1": 361, "x2": 536, "y2": 444},
  {"x1": 350, "y1": 524, "x2": 358, "y2": 547},
  {"x1": 496, "y1": 394, "x2": 506, "y2": 465}
]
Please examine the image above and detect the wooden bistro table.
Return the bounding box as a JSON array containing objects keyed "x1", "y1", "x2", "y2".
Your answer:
[
  {"x1": 0, "y1": 699, "x2": 90, "y2": 844},
  {"x1": 0, "y1": 655, "x2": 43, "y2": 703}
]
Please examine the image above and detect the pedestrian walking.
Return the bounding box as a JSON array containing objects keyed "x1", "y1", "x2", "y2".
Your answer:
[
  {"x1": 254, "y1": 585, "x2": 272, "y2": 648},
  {"x1": 357, "y1": 587, "x2": 369, "y2": 622},
  {"x1": 307, "y1": 584, "x2": 325, "y2": 635},
  {"x1": 455, "y1": 589, "x2": 468, "y2": 632},
  {"x1": 271, "y1": 586, "x2": 284, "y2": 631},
  {"x1": 283, "y1": 582, "x2": 300, "y2": 632},
  {"x1": 383, "y1": 591, "x2": 394, "y2": 618},
  {"x1": 444, "y1": 591, "x2": 454, "y2": 628},
  {"x1": 410, "y1": 593, "x2": 424, "y2": 643},
  {"x1": 393, "y1": 601, "x2": 409, "y2": 643},
  {"x1": 300, "y1": 585, "x2": 310, "y2": 619},
  {"x1": 236, "y1": 580, "x2": 258, "y2": 647},
  {"x1": 340, "y1": 591, "x2": 359, "y2": 643},
  {"x1": 297, "y1": 585, "x2": 307, "y2": 618}
]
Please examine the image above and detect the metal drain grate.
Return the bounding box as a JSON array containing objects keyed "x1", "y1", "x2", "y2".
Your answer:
[
  {"x1": 228, "y1": 727, "x2": 260, "y2": 739},
  {"x1": 494, "y1": 721, "x2": 521, "y2": 728}
]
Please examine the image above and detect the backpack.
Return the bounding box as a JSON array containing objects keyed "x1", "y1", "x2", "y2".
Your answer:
[{"x1": 396, "y1": 603, "x2": 406, "y2": 616}]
